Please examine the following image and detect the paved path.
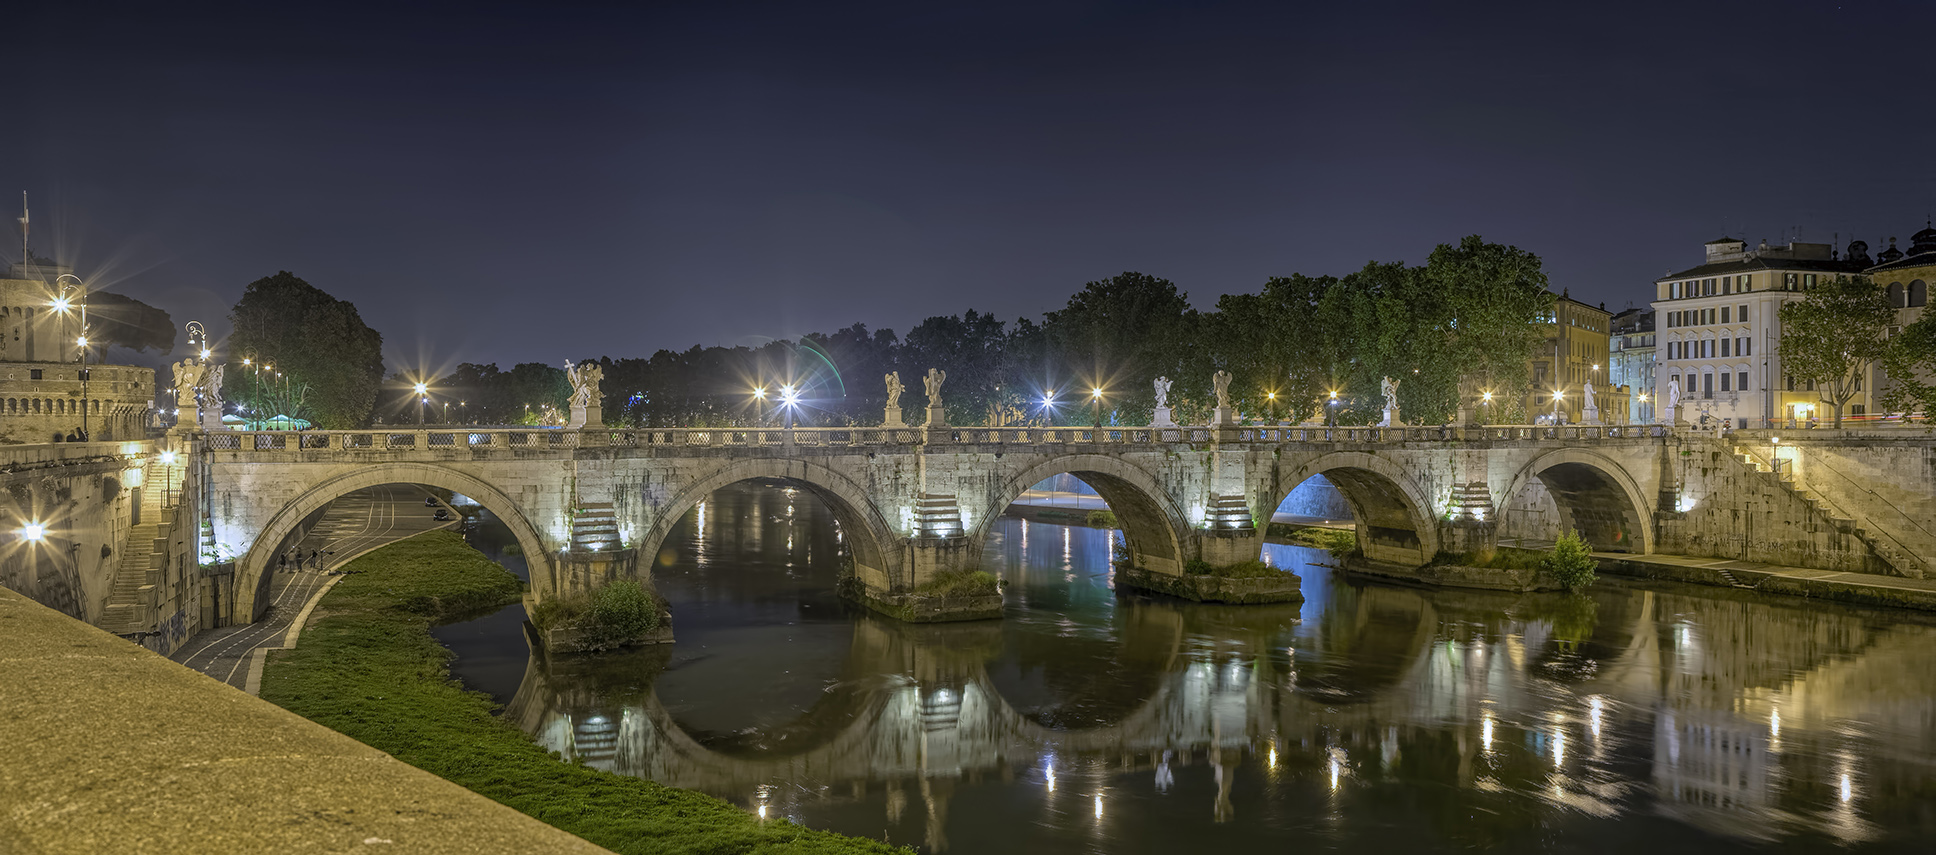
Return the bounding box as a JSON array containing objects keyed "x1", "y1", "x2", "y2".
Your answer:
[{"x1": 171, "y1": 484, "x2": 458, "y2": 691}]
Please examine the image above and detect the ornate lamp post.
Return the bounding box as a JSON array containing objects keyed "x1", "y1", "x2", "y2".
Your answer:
[
  {"x1": 413, "y1": 382, "x2": 429, "y2": 426},
  {"x1": 1090, "y1": 386, "x2": 1105, "y2": 438}
]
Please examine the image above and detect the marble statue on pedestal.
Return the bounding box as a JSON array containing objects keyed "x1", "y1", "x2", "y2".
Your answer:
[
  {"x1": 170, "y1": 360, "x2": 207, "y2": 432},
  {"x1": 883, "y1": 371, "x2": 905, "y2": 426},
  {"x1": 1152, "y1": 376, "x2": 1175, "y2": 427},
  {"x1": 1663, "y1": 377, "x2": 1681, "y2": 425},
  {"x1": 1581, "y1": 381, "x2": 1601, "y2": 425},
  {"x1": 566, "y1": 361, "x2": 604, "y2": 428},
  {"x1": 201, "y1": 364, "x2": 227, "y2": 431},
  {"x1": 1377, "y1": 375, "x2": 1402, "y2": 427},
  {"x1": 923, "y1": 368, "x2": 947, "y2": 426},
  {"x1": 1210, "y1": 370, "x2": 1233, "y2": 424}
]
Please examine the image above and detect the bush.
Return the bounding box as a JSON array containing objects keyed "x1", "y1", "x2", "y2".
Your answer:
[
  {"x1": 913, "y1": 569, "x2": 999, "y2": 598},
  {"x1": 1287, "y1": 526, "x2": 1356, "y2": 558},
  {"x1": 1541, "y1": 530, "x2": 1600, "y2": 592},
  {"x1": 1085, "y1": 509, "x2": 1119, "y2": 528},
  {"x1": 530, "y1": 580, "x2": 664, "y2": 651}
]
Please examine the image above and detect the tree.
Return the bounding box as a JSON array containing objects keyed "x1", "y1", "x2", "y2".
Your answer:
[
  {"x1": 81, "y1": 290, "x2": 175, "y2": 363},
  {"x1": 1779, "y1": 276, "x2": 1894, "y2": 429},
  {"x1": 1881, "y1": 312, "x2": 1936, "y2": 422},
  {"x1": 226, "y1": 272, "x2": 385, "y2": 429},
  {"x1": 1040, "y1": 272, "x2": 1200, "y2": 425},
  {"x1": 1424, "y1": 236, "x2": 1555, "y2": 424}
]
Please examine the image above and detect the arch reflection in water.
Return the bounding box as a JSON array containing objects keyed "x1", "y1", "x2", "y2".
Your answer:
[{"x1": 457, "y1": 482, "x2": 1936, "y2": 853}]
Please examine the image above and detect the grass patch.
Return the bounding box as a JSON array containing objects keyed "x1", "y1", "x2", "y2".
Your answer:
[
  {"x1": 913, "y1": 569, "x2": 1000, "y2": 597},
  {"x1": 1184, "y1": 558, "x2": 1286, "y2": 579},
  {"x1": 530, "y1": 579, "x2": 666, "y2": 651},
  {"x1": 1284, "y1": 526, "x2": 1356, "y2": 557},
  {"x1": 260, "y1": 530, "x2": 903, "y2": 855},
  {"x1": 1085, "y1": 508, "x2": 1119, "y2": 528}
]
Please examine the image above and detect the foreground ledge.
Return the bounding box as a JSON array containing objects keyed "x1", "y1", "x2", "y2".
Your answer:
[
  {"x1": 1115, "y1": 565, "x2": 1304, "y2": 603},
  {"x1": 0, "y1": 587, "x2": 611, "y2": 855}
]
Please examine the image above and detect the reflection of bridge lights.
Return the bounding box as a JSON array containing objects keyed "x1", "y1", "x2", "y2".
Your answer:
[
  {"x1": 1589, "y1": 696, "x2": 1604, "y2": 739},
  {"x1": 757, "y1": 805, "x2": 768, "y2": 819},
  {"x1": 1481, "y1": 714, "x2": 1495, "y2": 752},
  {"x1": 1045, "y1": 760, "x2": 1055, "y2": 792},
  {"x1": 1840, "y1": 774, "x2": 1852, "y2": 803},
  {"x1": 1770, "y1": 708, "x2": 1781, "y2": 743},
  {"x1": 1553, "y1": 728, "x2": 1566, "y2": 767},
  {"x1": 1267, "y1": 745, "x2": 1277, "y2": 769},
  {"x1": 1093, "y1": 794, "x2": 1103, "y2": 818}
]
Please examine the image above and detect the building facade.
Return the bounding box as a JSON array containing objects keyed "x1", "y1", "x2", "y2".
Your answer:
[
  {"x1": 1526, "y1": 291, "x2": 1628, "y2": 423},
  {"x1": 1868, "y1": 227, "x2": 1935, "y2": 414},
  {"x1": 1609, "y1": 307, "x2": 1656, "y2": 424},
  {"x1": 1652, "y1": 237, "x2": 1867, "y2": 428},
  {"x1": 0, "y1": 275, "x2": 156, "y2": 443}
]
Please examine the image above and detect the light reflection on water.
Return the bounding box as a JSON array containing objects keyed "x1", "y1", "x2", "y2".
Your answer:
[{"x1": 441, "y1": 482, "x2": 1936, "y2": 854}]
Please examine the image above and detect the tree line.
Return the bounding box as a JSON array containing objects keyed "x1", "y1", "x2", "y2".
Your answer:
[{"x1": 345, "y1": 235, "x2": 1560, "y2": 429}]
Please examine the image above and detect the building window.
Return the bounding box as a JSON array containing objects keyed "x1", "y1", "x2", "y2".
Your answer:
[
  {"x1": 1721, "y1": 307, "x2": 1730, "y2": 324},
  {"x1": 1703, "y1": 372, "x2": 1714, "y2": 396},
  {"x1": 1785, "y1": 273, "x2": 1798, "y2": 290},
  {"x1": 1913, "y1": 280, "x2": 1928, "y2": 307},
  {"x1": 1721, "y1": 372, "x2": 1731, "y2": 392},
  {"x1": 1738, "y1": 371, "x2": 1748, "y2": 391},
  {"x1": 1739, "y1": 304, "x2": 1748, "y2": 321},
  {"x1": 1721, "y1": 339, "x2": 1730, "y2": 357},
  {"x1": 1889, "y1": 282, "x2": 1906, "y2": 307},
  {"x1": 29, "y1": 369, "x2": 42, "y2": 380},
  {"x1": 1740, "y1": 274, "x2": 1752, "y2": 291},
  {"x1": 1852, "y1": 404, "x2": 1866, "y2": 417}
]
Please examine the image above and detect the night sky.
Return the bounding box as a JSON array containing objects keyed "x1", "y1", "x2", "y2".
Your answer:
[{"x1": 10, "y1": 1, "x2": 1935, "y2": 373}]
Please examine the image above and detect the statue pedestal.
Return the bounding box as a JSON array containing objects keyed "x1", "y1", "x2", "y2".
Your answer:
[
  {"x1": 1378, "y1": 408, "x2": 1402, "y2": 428},
  {"x1": 926, "y1": 406, "x2": 946, "y2": 428},
  {"x1": 1152, "y1": 406, "x2": 1176, "y2": 428},
  {"x1": 173, "y1": 403, "x2": 199, "y2": 434},
  {"x1": 883, "y1": 406, "x2": 905, "y2": 428},
  {"x1": 1211, "y1": 407, "x2": 1233, "y2": 426},
  {"x1": 200, "y1": 407, "x2": 226, "y2": 432},
  {"x1": 569, "y1": 403, "x2": 601, "y2": 429},
  {"x1": 1582, "y1": 404, "x2": 1601, "y2": 425}
]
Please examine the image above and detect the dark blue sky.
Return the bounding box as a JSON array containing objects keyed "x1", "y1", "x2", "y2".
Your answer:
[{"x1": 11, "y1": 1, "x2": 1935, "y2": 373}]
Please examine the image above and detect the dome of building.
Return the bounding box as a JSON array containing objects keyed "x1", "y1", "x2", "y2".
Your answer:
[
  {"x1": 1878, "y1": 236, "x2": 1904, "y2": 263},
  {"x1": 1847, "y1": 239, "x2": 1871, "y2": 265},
  {"x1": 1910, "y1": 222, "x2": 1936, "y2": 255}
]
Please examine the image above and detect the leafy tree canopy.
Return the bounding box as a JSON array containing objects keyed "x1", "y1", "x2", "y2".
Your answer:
[
  {"x1": 83, "y1": 290, "x2": 175, "y2": 360},
  {"x1": 226, "y1": 272, "x2": 385, "y2": 429},
  {"x1": 1779, "y1": 275, "x2": 1894, "y2": 429}
]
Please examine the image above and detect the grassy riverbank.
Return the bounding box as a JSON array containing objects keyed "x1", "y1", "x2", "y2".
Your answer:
[{"x1": 260, "y1": 530, "x2": 903, "y2": 855}]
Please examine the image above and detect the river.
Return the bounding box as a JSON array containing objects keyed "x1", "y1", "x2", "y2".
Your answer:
[{"x1": 434, "y1": 480, "x2": 1936, "y2": 853}]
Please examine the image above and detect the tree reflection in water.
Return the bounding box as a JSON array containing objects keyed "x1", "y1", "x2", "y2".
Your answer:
[{"x1": 437, "y1": 482, "x2": 1936, "y2": 853}]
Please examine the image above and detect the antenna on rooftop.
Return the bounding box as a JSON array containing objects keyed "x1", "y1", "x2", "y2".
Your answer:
[{"x1": 16, "y1": 192, "x2": 26, "y2": 272}]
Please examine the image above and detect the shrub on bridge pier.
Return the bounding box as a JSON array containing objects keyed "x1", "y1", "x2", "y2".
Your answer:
[{"x1": 1540, "y1": 530, "x2": 1599, "y2": 592}]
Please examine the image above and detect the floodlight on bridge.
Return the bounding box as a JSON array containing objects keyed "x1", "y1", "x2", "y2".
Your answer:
[{"x1": 17, "y1": 522, "x2": 45, "y2": 542}]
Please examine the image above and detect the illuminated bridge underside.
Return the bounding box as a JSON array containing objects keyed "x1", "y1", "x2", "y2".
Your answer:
[{"x1": 194, "y1": 424, "x2": 1912, "y2": 624}]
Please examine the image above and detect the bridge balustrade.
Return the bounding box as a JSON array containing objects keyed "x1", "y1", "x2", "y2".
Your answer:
[{"x1": 195, "y1": 422, "x2": 1675, "y2": 455}]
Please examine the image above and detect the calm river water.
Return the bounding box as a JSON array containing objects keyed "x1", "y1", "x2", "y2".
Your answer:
[{"x1": 435, "y1": 481, "x2": 1936, "y2": 854}]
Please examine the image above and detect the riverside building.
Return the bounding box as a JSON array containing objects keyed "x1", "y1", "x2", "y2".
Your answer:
[{"x1": 1652, "y1": 237, "x2": 1866, "y2": 427}]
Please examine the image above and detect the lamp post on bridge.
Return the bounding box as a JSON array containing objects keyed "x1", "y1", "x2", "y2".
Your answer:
[
  {"x1": 414, "y1": 382, "x2": 428, "y2": 426},
  {"x1": 1090, "y1": 386, "x2": 1104, "y2": 440}
]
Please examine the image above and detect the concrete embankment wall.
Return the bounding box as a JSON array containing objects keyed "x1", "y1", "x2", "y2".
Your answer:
[
  {"x1": 0, "y1": 585, "x2": 612, "y2": 854},
  {"x1": 1761, "y1": 432, "x2": 1936, "y2": 571},
  {"x1": 0, "y1": 439, "x2": 205, "y2": 654}
]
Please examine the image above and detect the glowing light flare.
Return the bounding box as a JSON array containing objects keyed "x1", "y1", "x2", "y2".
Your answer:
[
  {"x1": 1093, "y1": 795, "x2": 1103, "y2": 819},
  {"x1": 1481, "y1": 714, "x2": 1495, "y2": 752},
  {"x1": 1090, "y1": 387, "x2": 1103, "y2": 400},
  {"x1": 1045, "y1": 760, "x2": 1055, "y2": 792},
  {"x1": 1552, "y1": 390, "x2": 1565, "y2": 401},
  {"x1": 1553, "y1": 728, "x2": 1566, "y2": 767},
  {"x1": 1482, "y1": 391, "x2": 1494, "y2": 402},
  {"x1": 1589, "y1": 697, "x2": 1604, "y2": 739},
  {"x1": 752, "y1": 386, "x2": 766, "y2": 400},
  {"x1": 1840, "y1": 774, "x2": 1852, "y2": 803},
  {"x1": 757, "y1": 805, "x2": 768, "y2": 820},
  {"x1": 49, "y1": 297, "x2": 70, "y2": 312},
  {"x1": 76, "y1": 336, "x2": 88, "y2": 347},
  {"x1": 200, "y1": 348, "x2": 210, "y2": 360},
  {"x1": 18, "y1": 522, "x2": 46, "y2": 542},
  {"x1": 1267, "y1": 745, "x2": 1277, "y2": 769},
  {"x1": 1770, "y1": 708, "x2": 1781, "y2": 740},
  {"x1": 413, "y1": 382, "x2": 428, "y2": 395},
  {"x1": 780, "y1": 384, "x2": 799, "y2": 406}
]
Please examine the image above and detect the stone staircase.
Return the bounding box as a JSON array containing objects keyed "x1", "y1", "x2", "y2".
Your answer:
[
  {"x1": 569, "y1": 502, "x2": 620, "y2": 552},
  {"x1": 1727, "y1": 442, "x2": 1925, "y2": 578},
  {"x1": 98, "y1": 460, "x2": 181, "y2": 635},
  {"x1": 913, "y1": 493, "x2": 964, "y2": 537},
  {"x1": 1204, "y1": 493, "x2": 1255, "y2": 530}
]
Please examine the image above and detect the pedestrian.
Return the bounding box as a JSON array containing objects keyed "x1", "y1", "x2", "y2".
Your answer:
[
  {"x1": 277, "y1": 554, "x2": 287, "y2": 572},
  {"x1": 309, "y1": 549, "x2": 318, "y2": 569}
]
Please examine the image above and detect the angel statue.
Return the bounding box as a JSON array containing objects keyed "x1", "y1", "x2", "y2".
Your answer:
[
  {"x1": 567, "y1": 361, "x2": 604, "y2": 407},
  {"x1": 885, "y1": 371, "x2": 903, "y2": 409},
  {"x1": 923, "y1": 368, "x2": 947, "y2": 406},
  {"x1": 1153, "y1": 376, "x2": 1172, "y2": 409},
  {"x1": 1212, "y1": 370, "x2": 1232, "y2": 411}
]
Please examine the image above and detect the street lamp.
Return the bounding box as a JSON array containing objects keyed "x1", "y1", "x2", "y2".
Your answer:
[
  {"x1": 1266, "y1": 390, "x2": 1278, "y2": 424},
  {"x1": 779, "y1": 383, "x2": 799, "y2": 430},
  {"x1": 1090, "y1": 386, "x2": 1105, "y2": 437},
  {"x1": 1326, "y1": 390, "x2": 1340, "y2": 427},
  {"x1": 414, "y1": 382, "x2": 429, "y2": 426},
  {"x1": 1552, "y1": 388, "x2": 1565, "y2": 423}
]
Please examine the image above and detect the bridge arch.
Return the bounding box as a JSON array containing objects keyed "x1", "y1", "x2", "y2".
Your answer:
[
  {"x1": 1499, "y1": 448, "x2": 1654, "y2": 554},
  {"x1": 1273, "y1": 451, "x2": 1441, "y2": 565},
  {"x1": 235, "y1": 462, "x2": 552, "y2": 623},
  {"x1": 970, "y1": 453, "x2": 1193, "y2": 576},
  {"x1": 637, "y1": 456, "x2": 901, "y2": 594}
]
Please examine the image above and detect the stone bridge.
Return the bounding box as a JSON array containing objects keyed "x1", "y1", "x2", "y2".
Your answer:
[{"x1": 195, "y1": 422, "x2": 1925, "y2": 624}]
